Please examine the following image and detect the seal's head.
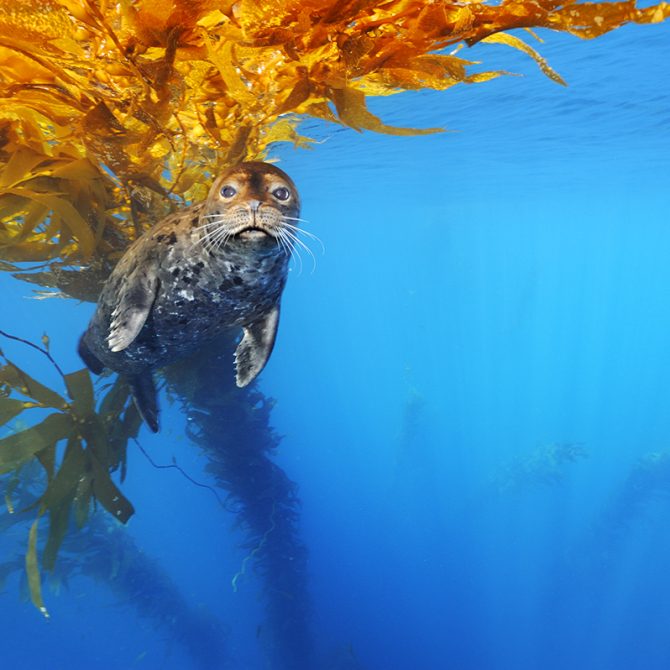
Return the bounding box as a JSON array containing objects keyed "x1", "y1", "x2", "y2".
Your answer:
[{"x1": 199, "y1": 161, "x2": 300, "y2": 251}]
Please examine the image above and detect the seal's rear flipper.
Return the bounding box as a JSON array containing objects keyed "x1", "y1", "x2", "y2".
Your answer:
[
  {"x1": 78, "y1": 334, "x2": 105, "y2": 375},
  {"x1": 235, "y1": 304, "x2": 280, "y2": 387},
  {"x1": 129, "y1": 372, "x2": 160, "y2": 433}
]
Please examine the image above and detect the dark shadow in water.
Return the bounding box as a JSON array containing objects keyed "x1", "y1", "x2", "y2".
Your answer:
[
  {"x1": 74, "y1": 513, "x2": 230, "y2": 669},
  {"x1": 592, "y1": 450, "x2": 670, "y2": 542},
  {"x1": 0, "y1": 473, "x2": 228, "y2": 669},
  {"x1": 536, "y1": 450, "x2": 670, "y2": 670}
]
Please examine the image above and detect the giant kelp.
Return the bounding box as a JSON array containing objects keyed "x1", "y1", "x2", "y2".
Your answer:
[{"x1": 1, "y1": 0, "x2": 668, "y2": 661}]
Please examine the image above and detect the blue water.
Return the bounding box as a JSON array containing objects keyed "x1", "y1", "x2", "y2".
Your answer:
[{"x1": 2, "y1": 21, "x2": 670, "y2": 670}]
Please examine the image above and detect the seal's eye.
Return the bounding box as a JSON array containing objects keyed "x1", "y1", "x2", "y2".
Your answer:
[
  {"x1": 272, "y1": 187, "x2": 290, "y2": 202},
  {"x1": 220, "y1": 185, "x2": 236, "y2": 198}
]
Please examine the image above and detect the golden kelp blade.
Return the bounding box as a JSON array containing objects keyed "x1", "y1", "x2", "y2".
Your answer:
[
  {"x1": 481, "y1": 33, "x2": 567, "y2": 86},
  {"x1": 0, "y1": 0, "x2": 668, "y2": 276}
]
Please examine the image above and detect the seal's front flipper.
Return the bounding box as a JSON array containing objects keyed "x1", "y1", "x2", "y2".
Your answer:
[
  {"x1": 235, "y1": 305, "x2": 280, "y2": 387},
  {"x1": 78, "y1": 333, "x2": 105, "y2": 375},
  {"x1": 108, "y1": 267, "x2": 159, "y2": 353},
  {"x1": 129, "y1": 372, "x2": 160, "y2": 433}
]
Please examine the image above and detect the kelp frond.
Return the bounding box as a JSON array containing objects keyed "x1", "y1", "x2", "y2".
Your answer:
[
  {"x1": 0, "y1": 0, "x2": 668, "y2": 274},
  {"x1": 0, "y1": 350, "x2": 140, "y2": 613}
]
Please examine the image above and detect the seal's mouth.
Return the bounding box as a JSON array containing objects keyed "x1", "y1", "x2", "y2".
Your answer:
[{"x1": 236, "y1": 226, "x2": 273, "y2": 239}]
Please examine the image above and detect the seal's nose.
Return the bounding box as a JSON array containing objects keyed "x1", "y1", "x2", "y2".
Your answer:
[{"x1": 248, "y1": 199, "x2": 261, "y2": 225}]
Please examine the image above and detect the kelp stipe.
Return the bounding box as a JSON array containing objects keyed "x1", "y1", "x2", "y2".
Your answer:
[{"x1": 165, "y1": 339, "x2": 314, "y2": 670}]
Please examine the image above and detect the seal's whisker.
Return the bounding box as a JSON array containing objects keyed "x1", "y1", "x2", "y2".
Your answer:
[
  {"x1": 204, "y1": 220, "x2": 226, "y2": 231},
  {"x1": 196, "y1": 217, "x2": 231, "y2": 231},
  {"x1": 194, "y1": 220, "x2": 227, "y2": 232},
  {"x1": 195, "y1": 219, "x2": 225, "y2": 230},
  {"x1": 280, "y1": 235, "x2": 293, "y2": 266},
  {"x1": 282, "y1": 228, "x2": 316, "y2": 273},
  {"x1": 276, "y1": 230, "x2": 292, "y2": 269},
  {"x1": 220, "y1": 230, "x2": 234, "y2": 251},
  {"x1": 199, "y1": 227, "x2": 226, "y2": 245},
  {"x1": 197, "y1": 228, "x2": 224, "y2": 242},
  {"x1": 212, "y1": 228, "x2": 232, "y2": 253},
  {"x1": 281, "y1": 215, "x2": 310, "y2": 224},
  {"x1": 285, "y1": 232, "x2": 316, "y2": 272},
  {"x1": 280, "y1": 222, "x2": 325, "y2": 254},
  {"x1": 291, "y1": 242, "x2": 304, "y2": 276},
  {"x1": 282, "y1": 225, "x2": 314, "y2": 254},
  {"x1": 204, "y1": 228, "x2": 221, "y2": 249},
  {"x1": 200, "y1": 225, "x2": 230, "y2": 251},
  {"x1": 279, "y1": 231, "x2": 294, "y2": 259},
  {"x1": 278, "y1": 229, "x2": 303, "y2": 275},
  {"x1": 276, "y1": 229, "x2": 293, "y2": 262},
  {"x1": 284, "y1": 237, "x2": 313, "y2": 273},
  {"x1": 199, "y1": 221, "x2": 227, "y2": 238},
  {"x1": 280, "y1": 221, "x2": 319, "y2": 239}
]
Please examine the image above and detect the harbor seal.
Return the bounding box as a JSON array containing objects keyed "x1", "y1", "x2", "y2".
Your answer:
[{"x1": 78, "y1": 161, "x2": 301, "y2": 432}]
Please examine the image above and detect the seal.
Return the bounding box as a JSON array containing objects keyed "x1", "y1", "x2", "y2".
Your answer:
[{"x1": 78, "y1": 161, "x2": 301, "y2": 433}]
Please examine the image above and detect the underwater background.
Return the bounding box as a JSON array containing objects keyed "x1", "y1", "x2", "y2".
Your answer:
[{"x1": 2, "y1": 19, "x2": 670, "y2": 670}]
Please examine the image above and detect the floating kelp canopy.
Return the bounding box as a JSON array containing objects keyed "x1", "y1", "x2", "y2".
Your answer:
[{"x1": 1, "y1": 0, "x2": 668, "y2": 281}]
